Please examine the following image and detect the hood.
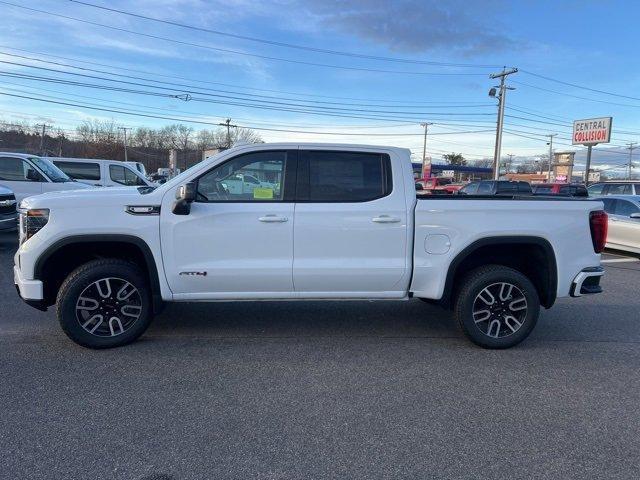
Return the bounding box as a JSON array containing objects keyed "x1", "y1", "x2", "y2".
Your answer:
[{"x1": 20, "y1": 186, "x2": 160, "y2": 209}]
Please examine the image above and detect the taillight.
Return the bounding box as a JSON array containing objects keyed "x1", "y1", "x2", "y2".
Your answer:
[{"x1": 589, "y1": 210, "x2": 608, "y2": 254}]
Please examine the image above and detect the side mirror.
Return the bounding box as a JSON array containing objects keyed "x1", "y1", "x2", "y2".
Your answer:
[
  {"x1": 630, "y1": 212, "x2": 640, "y2": 219},
  {"x1": 172, "y1": 182, "x2": 196, "y2": 215},
  {"x1": 415, "y1": 183, "x2": 423, "y2": 191},
  {"x1": 26, "y1": 169, "x2": 42, "y2": 182}
]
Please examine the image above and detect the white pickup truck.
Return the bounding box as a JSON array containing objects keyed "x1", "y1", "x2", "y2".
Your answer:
[{"x1": 14, "y1": 143, "x2": 607, "y2": 349}]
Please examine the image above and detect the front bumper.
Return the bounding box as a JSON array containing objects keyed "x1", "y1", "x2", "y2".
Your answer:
[
  {"x1": 14, "y1": 265, "x2": 44, "y2": 301},
  {"x1": 570, "y1": 266, "x2": 604, "y2": 297}
]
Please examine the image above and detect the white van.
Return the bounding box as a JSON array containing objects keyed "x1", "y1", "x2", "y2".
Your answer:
[
  {"x1": 49, "y1": 157, "x2": 154, "y2": 187},
  {"x1": 0, "y1": 152, "x2": 91, "y2": 203}
]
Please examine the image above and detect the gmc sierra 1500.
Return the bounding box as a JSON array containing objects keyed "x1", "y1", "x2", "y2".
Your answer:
[{"x1": 14, "y1": 143, "x2": 607, "y2": 349}]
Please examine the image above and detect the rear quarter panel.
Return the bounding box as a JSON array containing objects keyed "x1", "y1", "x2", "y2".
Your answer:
[{"x1": 411, "y1": 198, "x2": 603, "y2": 300}]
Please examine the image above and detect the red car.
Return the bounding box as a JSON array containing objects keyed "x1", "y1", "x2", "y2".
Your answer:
[{"x1": 416, "y1": 177, "x2": 463, "y2": 195}]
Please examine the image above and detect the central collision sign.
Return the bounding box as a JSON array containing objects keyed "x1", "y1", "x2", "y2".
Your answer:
[{"x1": 572, "y1": 117, "x2": 612, "y2": 145}]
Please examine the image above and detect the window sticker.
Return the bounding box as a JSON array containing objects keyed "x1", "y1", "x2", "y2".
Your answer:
[{"x1": 253, "y1": 187, "x2": 274, "y2": 199}]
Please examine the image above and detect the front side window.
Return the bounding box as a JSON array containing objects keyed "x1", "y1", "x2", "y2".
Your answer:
[
  {"x1": 110, "y1": 165, "x2": 147, "y2": 186},
  {"x1": 614, "y1": 200, "x2": 640, "y2": 217},
  {"x1": 476, "y1": 182, "x2": 493, "y2": 195},
  {"x1": 588, "y1": 183, "x2": 605, "y2": 195},
  {"x1": 534, "y1": 185, "x2": 553, "y2": 195},
  {"x1": 302, "y1": 151, "x2": 391, "y2": 202},
  {"x1": 196, "y1": 151, "x2": 286, "y2": 202},
  {"x1": 459, "y1": 182, "x2": 478, "y2": 195},
  {"x1": 601, "y1": 198, "x2": 617, "y2": 213},
  {"x1": 54, "y1": 161, "x2": 100, "y2": 181},
  {"x1": 0, "y1": 157, "x2": 44, "y2": 182},
  {"x1": 30, "y1": 157, "x2": 70, "y2": 182}
]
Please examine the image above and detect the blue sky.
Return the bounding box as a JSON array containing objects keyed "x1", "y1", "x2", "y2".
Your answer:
[{"x1": 0, "y1": 0, "x2": 638, "y2": 173}]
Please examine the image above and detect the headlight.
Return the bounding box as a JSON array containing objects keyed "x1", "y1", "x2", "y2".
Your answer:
[{"x1": 19, "y1": 208, "x2": 49, "y2": 243}]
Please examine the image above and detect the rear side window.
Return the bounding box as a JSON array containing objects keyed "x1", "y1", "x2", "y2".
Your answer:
[
  {"x1": 110, "y1": 165, "x2": 147, "y2": 186},
  {"x1": 517, "y1": 182, "x2": 532, "y2": 194},
  {"x1": 54, "y1": 161, "x2": 100, "y2": 181},
  {"x1": 559, "y1": 185, "x2": 574, "y2": 195},
  {"x1": 605, "y1": 184, "x2": 632, "y2": 195},
  {"x1": 300, "y1": 151, "x2": 391, "y2": 202},
  {"x1": 496, "y1": 182, "x2": 517, "y2": 194}
]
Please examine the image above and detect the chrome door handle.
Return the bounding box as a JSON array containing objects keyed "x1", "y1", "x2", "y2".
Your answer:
[
  {"x1": 258, "y1": 215, "x2": 288, "y2": 223},
  {"x1": 610, "y1": 217, "x2": 619, "y2": 222},
  {"x1": 372, "y1": 215, "x2": 401, "y2": 223}
]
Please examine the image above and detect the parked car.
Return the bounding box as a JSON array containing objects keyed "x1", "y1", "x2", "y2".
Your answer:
[
  {"x1": 14, "y1": 143, "x2": 605, "y2": 350},
  {"x1": 458, "y1": 180, "x2": 533, "y2": 196},
  {"x1": 597, "y1": 195, "x2": 640, "y2": 254},
  {"x1": 0, "y1": 184, "x2": 18, "y2": 231},
  {"x1": 0, "y1": 152, "x2": 91, "y2": 203},
  {"x1": 588, "y1": 181, "x2": 640, "y2": 196},
  {"x1": 417, "y1": 177, "x2": 463, "y2": 195},
  {"x1": 48, "y1": 157, "x2": 155, "y2": 187},
  {"x1": 532, "y1": 183, "x2": 588, "y2": 197}
]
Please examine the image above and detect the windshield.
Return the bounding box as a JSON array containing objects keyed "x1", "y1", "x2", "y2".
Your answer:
[{"x1": 30, "y1": 157, "x2": 72, "y2": 183}]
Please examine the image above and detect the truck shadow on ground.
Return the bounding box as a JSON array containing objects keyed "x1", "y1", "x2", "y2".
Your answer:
[{"x1": 149, "y1": 300, "x2": 459, "y2": 340}]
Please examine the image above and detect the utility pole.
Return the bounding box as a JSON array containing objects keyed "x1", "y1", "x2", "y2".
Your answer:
[
  {"x1": 36, "y1": 124, "x2": 51, "y2": 155},
  {"x1": 218, "y1": 118, "x2": 237, "y2": 149},
  {"x1": 546, "y1": 134, "x2": 557, "y2": 183},
  {"x1": 627, "y1": 142, "x2": 637, "y2": 180},
  {"x1": 420, "y1": 122, "x2": 433, "y2": 179},
  {"x1": 118, "y1": 127, "x2": 131, "y2": 162},
  {"x1": 489, "y1": 67, "x2": 518, "y2": 180}
]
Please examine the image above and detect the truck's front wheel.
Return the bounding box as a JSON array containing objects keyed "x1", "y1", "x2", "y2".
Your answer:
[
  {"x1": 56, "y1": 259, "x2": 154, "y2": 349},
  {"x1": 454, "y1": 265, "x2": 540, "y2": 349}
]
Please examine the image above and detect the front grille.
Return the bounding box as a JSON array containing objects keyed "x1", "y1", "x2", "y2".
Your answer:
[{"x1": 0, "y1": 194, "x2": 17, "y2": 215}]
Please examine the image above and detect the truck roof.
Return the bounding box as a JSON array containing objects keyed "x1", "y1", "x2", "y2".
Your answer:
[{"x1": 225, "y1": 142, "x2": 411, "y2": 155}]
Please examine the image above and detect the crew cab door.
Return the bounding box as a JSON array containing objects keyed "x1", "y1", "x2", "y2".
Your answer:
[
  {"x1": 160, "y1": 150, "x2": 296, "y2": 298},
  {"x1": 293, "y1": 149, "x2": 409, "y2": 296}
]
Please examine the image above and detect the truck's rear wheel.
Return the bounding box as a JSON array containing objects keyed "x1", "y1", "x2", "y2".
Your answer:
[
  {"x1": 56, "y1": 259, "x2": 154, "y2": 349},
  {"x1": 454, "y1": 265, "x2": 540, "y2": 349}
]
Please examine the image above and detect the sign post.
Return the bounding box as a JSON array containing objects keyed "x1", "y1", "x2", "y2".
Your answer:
[{"x1": 572, "y1": 117, "x2": 612, "y2": 185}]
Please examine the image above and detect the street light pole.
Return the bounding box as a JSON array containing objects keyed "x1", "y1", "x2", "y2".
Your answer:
[{"x1": 489, "y1": 67, "x2": 518, "y2": 180}]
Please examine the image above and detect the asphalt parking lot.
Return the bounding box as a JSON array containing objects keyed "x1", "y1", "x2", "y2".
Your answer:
[{"x1": 1, "y1": 231, "x2": 640, "y2": 480}]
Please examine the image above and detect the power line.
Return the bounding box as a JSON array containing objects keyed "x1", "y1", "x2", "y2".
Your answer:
[
  {"x1": 0, "y1": 62, "x2": 495, "y2": 117},
  {"x1": 0, "y1": 1, "x2": 490, "y2": 77},
  {"x1": 0, "y1": 51, "x2": 494, "y2": 109},
  {"x1": 68, "y1": 0, "x2": 500, "y2": 69},
  {"x1": 0, "y1": 90, "x2": 494, "y2": 137},
  {"x1": 511, "y1": 80, "x2": 640, "y2": 108},
  {"x1": 0, "y1": 45, "x2": 492, "y2": 105},
  {"x1": 520, "y1": 69, "x2": 640, "y2": 102}
]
